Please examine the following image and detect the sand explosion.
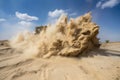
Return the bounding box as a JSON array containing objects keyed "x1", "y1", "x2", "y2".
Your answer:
[{"x1": 10, "y1": 12, "x2": 100, "y2": 58}]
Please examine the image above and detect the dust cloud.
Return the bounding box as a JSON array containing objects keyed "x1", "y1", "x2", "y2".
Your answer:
[{"x1": 10, "y1": 12, "x2": 100, "y2": 58}]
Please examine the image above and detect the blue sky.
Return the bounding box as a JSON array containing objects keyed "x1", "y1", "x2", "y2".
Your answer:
[{"x1": 0, "y1": 0, "x2": 120, "y2": 42}]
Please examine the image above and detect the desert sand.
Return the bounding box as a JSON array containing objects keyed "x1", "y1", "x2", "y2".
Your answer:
[{"x1": 0, "y1": 40, "x2": 120, "y2": 80}]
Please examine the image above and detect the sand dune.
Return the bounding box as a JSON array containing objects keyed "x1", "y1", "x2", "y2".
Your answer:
[{"x1": 0, "y1": 40, "x2": 120, "y2": 80}]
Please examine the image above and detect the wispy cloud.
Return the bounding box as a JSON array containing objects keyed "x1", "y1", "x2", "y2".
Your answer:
[
  {"x1": 0, "y1": 21, "x2": 33, "y2": 40},
  {"x1": 16, "y1": 11, "x2": 39, "y2": 21},
  {"x1": 0, "y1": 12, "x2": 38, "y2": 40},
  {"x1": 96, "y1": 0, "x2": 120, "y2": 9},
  {"x1": 16, "y1": 11, "x2": 39, "y2": 28},
  {"x1": 47, "y1": 9, "x2": 68, "y2": 24},
  {"x1": 47, "y1": 9, "x2": 77, "y2": 24},
  {"x1": 69, "y1": 12, "x2": 77, "y2": 16},
  {"x1": 18, "y1": 21, "x2": 34, "y2": 27},
  {"x1": 0, "y1": 18, "x2": 6, "y2": 22},
  {"x1": 48, "y1": 9, "x2": 67, "y2": 18}
]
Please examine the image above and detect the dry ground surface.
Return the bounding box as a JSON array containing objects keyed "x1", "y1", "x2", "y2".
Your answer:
[{"x1": 0, "y1": 40, "x2": 120, "y2": 80}]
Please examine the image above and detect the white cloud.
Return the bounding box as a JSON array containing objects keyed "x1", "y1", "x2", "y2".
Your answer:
[
  {"x1": 0, "y1": 20, "x2": 37, "y2": 40},
  {"x1": 48, "y1": 9, "x2": 68, "y2": 18},
  {"x1": 0, "y1": 22, "x2": 32, "y2": 40},
  {"x1": 96, "y1": 0, "x2": 120, "y2": 9},
  {"x1": 96, "y1": 1, "x2": 102, "y2": 8},
  {"x1": 16, "y1": 11, "x2": 39, "y2": 21},
  {"x1": 47, "y1": 9, "x2": 77, "y2": 24},
  {"x1": 47, "y1": 9, "x2": 67, "y2": 24},
  {"x1": 102, "y1": 0, "x2": 120, "y2": 9},
  {"x1": 0, "y1": 18, "x2": 6, "y2": 22},
  {"x1": 0, "y1": 12, "x2": 38, "y2": 40},
  {"x1": 18, "y1": 21, "x2": 33, "y2": 27}
]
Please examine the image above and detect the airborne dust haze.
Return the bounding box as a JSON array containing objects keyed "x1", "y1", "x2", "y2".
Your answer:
[{"x1": 10, "y1": 12, "x2": 100, "y2": 59}]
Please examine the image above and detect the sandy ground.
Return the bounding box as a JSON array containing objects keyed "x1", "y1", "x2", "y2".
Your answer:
[{"x1": 0, "y1": 41, "x2": 120, "y2": 80}]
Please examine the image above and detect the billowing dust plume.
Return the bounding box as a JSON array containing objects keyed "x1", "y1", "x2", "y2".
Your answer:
[{"x1": 10, "y1": 12, "x2": 100, "y2": 58}]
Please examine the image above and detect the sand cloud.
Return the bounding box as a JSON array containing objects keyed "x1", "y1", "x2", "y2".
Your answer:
[{"x1": 96, "y1": 0, "x2": 120, "y2": 9}]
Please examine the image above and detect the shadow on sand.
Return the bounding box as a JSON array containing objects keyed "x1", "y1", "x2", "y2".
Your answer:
[
  {"x1": 85, "y1": 49, "x2": 120, "y2": 57},
  {"x1": 97, "y1": 49, "x2": 120, "y2": 57}
]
